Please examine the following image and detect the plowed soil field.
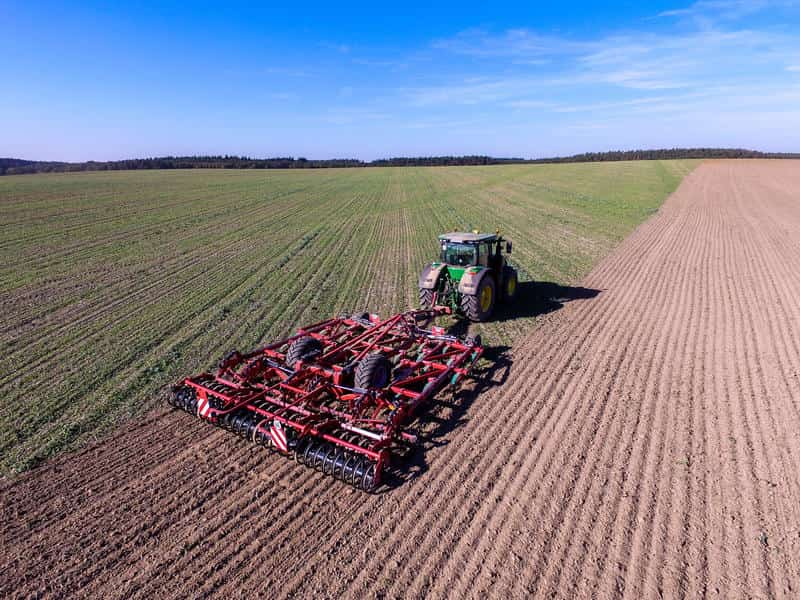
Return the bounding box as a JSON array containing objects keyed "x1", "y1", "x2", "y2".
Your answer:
[{"x1": 3, "y1": 160, "x2": 800, "y2": 598}]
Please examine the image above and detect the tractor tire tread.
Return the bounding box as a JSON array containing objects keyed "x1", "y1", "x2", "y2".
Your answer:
[
  {"x1": 461, "y1": 276, "x2": 496, "y2": 322},
  {"x1": 419, "y1": 287, "x2": 434, "y2": 309}
]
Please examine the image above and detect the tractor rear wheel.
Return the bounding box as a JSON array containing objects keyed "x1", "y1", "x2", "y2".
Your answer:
[
  {"x1": 355, "y1": 352, "x2": 391, "y2": 389},
  {"x1": 461, "y1": 276, "x2": 496, "y2": 322},
  {"x1": 419, "y1": 287, "x2": 434, "y2": 309},
  {"x1": 286, "y1": 336, "x2": 323, "y2": 368},
  {"x1": 502, "y1": 266, "x2": 518, "y2": 302}
]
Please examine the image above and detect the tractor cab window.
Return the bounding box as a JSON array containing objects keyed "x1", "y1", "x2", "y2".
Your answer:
[
  {"x1": 441, "y1": 242, "x2": 477, "y2": 266},
  {"x1": 478, "y1": 242, "x2": 491, "y2": 267}
]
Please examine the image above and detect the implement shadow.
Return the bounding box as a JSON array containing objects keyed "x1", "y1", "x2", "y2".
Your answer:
[
  {"x1": 381, "y1": 343, "x2": 512, "y2": 490},
  {"x1": 380, "y1": 281, "x2": 600, "y2": 491}
]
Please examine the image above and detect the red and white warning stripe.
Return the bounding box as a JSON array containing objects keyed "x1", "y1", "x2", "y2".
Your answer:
[
  {"x1": 197, "y1": 394, "x2": 212, "y2": 419},
  {"x1": 270, "y1": 419, "x2": 289, "y2": 453}
]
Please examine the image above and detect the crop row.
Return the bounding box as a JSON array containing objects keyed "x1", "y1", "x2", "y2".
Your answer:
[{"x1": 0, "y1": 160, "x2": 698, "y2": 473}]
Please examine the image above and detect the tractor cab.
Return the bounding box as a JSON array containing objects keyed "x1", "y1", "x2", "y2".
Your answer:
[{"x1": 438, "y1": 232, "x2": 511, "y2": 271}]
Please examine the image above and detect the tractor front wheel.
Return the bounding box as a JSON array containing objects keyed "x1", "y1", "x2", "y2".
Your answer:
[{"x1": 461, "y1": 276, "x2": 496, "y2": 322}]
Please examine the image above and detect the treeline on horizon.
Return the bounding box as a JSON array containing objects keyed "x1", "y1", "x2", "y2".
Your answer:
[{"x1": 2, "y1": 148, "x2": 798, "y2": 175}]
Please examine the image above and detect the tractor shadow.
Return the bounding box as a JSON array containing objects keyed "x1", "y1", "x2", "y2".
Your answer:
[
  {"x1": 493, "y1": 280, "x2": 601, "y2": 322},
  {"x1": 379, "y1": 281, "x2": 600, "y2": 491},
  {"x1": 381, "y1": 343, "x2": 513, "y2": 490}
]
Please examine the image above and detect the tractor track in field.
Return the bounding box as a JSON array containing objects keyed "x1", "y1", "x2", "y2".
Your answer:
[{"x1": 3, "y1": 160, "x2": 800, "y2": 598}]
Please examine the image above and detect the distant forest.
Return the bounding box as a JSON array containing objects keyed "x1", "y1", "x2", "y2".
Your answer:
[{"x1": 2, "y1": 148, "x2": 798, "y2": 175}]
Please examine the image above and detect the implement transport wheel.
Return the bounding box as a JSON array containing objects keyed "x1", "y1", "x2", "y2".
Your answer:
[
  {"x1": 461, "y1": 276, "x2": 496, "y2": 322},
  {"x1": 419, "y1": 287, "x2": 434, "y2": 309},
  {"x1": 350, "y1": 312, "x2": 373, "y2": 327},
  {"x1": 286, "y1": 336, "x2": 323, "y2": 368},
  {"x1": 355, "y1": 352, "x2": 391, "y2": 388},
  {"x1": 503, "y1": 266, "x2": 518, "y2": 302}
]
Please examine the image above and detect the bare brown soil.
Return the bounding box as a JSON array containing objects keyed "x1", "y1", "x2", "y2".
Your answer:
[{"x1": 3, "y1": 160, "x2": 800, "y2": 599}]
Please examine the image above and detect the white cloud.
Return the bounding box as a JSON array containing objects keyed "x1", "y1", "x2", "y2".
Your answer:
[
  {"x1": 553, "y1": 95, "x2": 682, "y2": 113},
  {"x1": 321, "y1": 108, "x2": 390, "y2": 125},
  {"x1": 352, "y1": 58, "x2": 409, "y2": 70},
  {"x1": 505, "y1": 99, "x2": 556, "y2": 109},
  {"x1": 419, "y1": 23, "x2": 800, "y2": 104},
  {"x1": 432, "y1": 28, "x2": 589, "y2": 59},
  {"x1": 658, "y1": 0, "x2": 774, "y2": 20},
  {"x1": 405, "y1": 77, "x2": 544, "y2": 106}
]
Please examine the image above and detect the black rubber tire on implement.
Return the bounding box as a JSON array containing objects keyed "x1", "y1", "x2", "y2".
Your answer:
[
  {"x1": 461, "y1": 276, "x2": 496, "y2": 322},
  {"x1": 350, "y1": 312, "x2": 374, "y2": 327},
  {"x1": 419, "y1": 287, "x2": 434, "y2": 309},
  {"x1": 355, "y1": 352, "x2": 391, "y2": 389},
  {"x1": 502, "y1": 266, "x2": 518, "y2": 303},
  {"x1": 285, "y1": 336, "x2": 323, "y2": 368}
]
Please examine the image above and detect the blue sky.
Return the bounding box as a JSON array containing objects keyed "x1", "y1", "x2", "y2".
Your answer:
[{"x1": 2, "y1": 1, "x2": 800, "y2": 160}]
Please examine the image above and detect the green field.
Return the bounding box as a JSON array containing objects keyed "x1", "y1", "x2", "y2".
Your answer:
[{"x1": 0, "y1": 160, "x2": 698, "y2": 474}]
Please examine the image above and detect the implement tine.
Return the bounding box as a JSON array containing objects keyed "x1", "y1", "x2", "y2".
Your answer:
[{"x1": 167, "y1": 307, "x2": 481, "y2": 491}]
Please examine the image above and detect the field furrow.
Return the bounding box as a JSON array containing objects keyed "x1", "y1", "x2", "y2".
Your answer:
[{"x1": 6, "y1": 160, "x2": 800, "y2": 599}]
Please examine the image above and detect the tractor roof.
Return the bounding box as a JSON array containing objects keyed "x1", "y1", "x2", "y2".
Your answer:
[{"x1": 439, "y1": 232, "x2": 499, "y2": 244}]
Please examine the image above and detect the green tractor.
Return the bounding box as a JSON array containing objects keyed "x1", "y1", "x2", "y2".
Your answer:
[{"x1": 418, "y1": 231, "x2": 518, "y2": 321}]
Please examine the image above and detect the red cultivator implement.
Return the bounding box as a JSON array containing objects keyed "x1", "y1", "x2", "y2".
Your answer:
[{"x1": 169, "y1": 307, "x2": 483, "y2": 491}]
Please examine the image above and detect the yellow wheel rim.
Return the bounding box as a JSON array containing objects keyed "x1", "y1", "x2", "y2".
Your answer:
[
  {"x1": 507, "y1": 276, "x2": 516, "y2": 296},
  {"x1": 480, "y1": 285, "x2": 493, "y2": 311}
]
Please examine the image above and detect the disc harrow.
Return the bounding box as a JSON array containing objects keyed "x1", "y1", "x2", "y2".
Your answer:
[{"x1": 168, "y1": 307, "x2": 482, "y2": 491}]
